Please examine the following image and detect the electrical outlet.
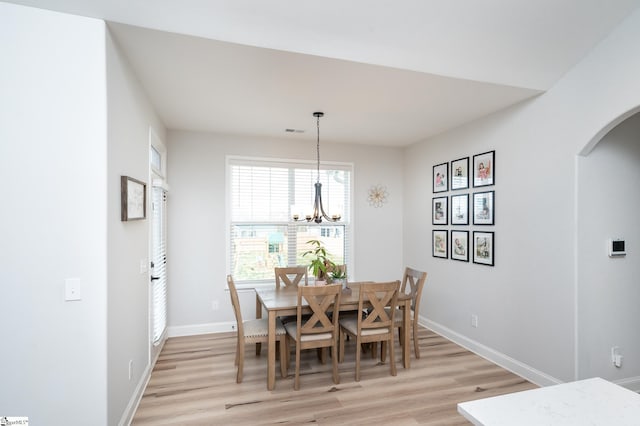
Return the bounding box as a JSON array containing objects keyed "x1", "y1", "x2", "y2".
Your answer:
[
  {"x1": 471, "y1": 314, "x2": 479, "y2": 328},
  {"x1": 128, "y1": 360, "x2": 133, "y2": 380},
  {"x1": 211, "y1": 300, "x2": 219, "y2": 311}
]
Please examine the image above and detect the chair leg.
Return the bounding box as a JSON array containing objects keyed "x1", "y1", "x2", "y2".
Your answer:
[
  {"x1": 279, "y1": 336, "x2": 287, "y2": 378},
  {"x1": 339, "y1": 329, "x2": 345, "y2": 362},
  {"x1": 236, "y1": 340, "x2": 245, "y2": 383},
  {"x1": 355, "y1": 336, "x2": 362, "y2": 382},
  {"x1": 317, "y1": 347, "x2": 327, "y2": 364},
  {"x1": 284, "y1": 335, "x2": 291, "y2": 373},
  {"x1": 389, "y1": 337, "x2": 397, "y2": 377},
  {"x1": 332, "y1": 341, "x2": 340, "y2": 385},
  {"x1": 256, "y1": 342, "x2": 261, "y2": 356},
  {"x1": 380, "y1": 341, "x2": 387, "y2": 362},
  {"x1": 413, "y1": 323, "x2": 420, "y2": 358},
  {"x1": 294, "y1": 344, "x2": 301, "y2": 390}
]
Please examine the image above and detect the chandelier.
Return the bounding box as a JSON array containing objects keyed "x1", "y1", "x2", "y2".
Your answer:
[{"x1": 292, "y1": 112, "x2": 341, "y2": 223}]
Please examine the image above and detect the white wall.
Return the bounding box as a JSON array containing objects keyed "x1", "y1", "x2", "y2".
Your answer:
[
  {"x1": 405, "y1": 7, "x2": 640, "y2": 387},
  {"x1": 166, "y1": 130, "x2": 404, "y2": 334},
  {"x1": 577, "y1": 112, "x2": 640, "y2": 385},
  {"x1": 0, "y1": 4, "x2": 108, "y2": 424},
  {"x1": 105, "y1": 28, "x2": 167, "y2": 424}
]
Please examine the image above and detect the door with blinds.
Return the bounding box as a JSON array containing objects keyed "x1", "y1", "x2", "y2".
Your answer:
[{"x1": 151, "y1": 185, "x2": 167, "y2": 344}]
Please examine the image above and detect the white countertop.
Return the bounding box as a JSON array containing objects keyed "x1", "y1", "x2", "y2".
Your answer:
[{"x1": 458, "y1": 377, "x2": 640, "y2": 425}]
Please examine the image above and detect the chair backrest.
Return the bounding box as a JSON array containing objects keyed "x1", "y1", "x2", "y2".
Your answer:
[
  {"x1": 227, "y1": 275, "x2": 244, "y2": 336},
  {"x1": 401, "y1": 267, "x2": 427, "y2": 312},
  {"x1": 359, "y1": 281, "x2": 400, "y2": 331},
  {"x1": 275, "y1": 266, "x2": 308, "y2": 288},
  {"x1": 297, "y1": 283, "x2": 342, "y2": 338}
]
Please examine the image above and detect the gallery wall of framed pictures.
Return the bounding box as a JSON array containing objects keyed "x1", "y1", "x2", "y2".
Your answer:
[{"x1": 432, "y1": 150, "x2": 495, "y2": 266}]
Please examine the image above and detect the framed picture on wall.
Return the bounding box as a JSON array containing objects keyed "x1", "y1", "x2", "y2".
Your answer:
[
  {"x1": 473, "y1": 231, "x2": 494, "y2": 266},
  {"x1": 433, "y1": 230, "x2": 448, "y2": 259},
  {"x1": 450, "y1": 194, "x2": 469, "y2": 225},
  {"x1": 121, "y1": 176, "x2": 147, "y2": 221},
  {"x1": 473, "y1": 150, "x2": 495, "y2": 187},
  {"x1": 473, "y1": 191, "x2": 495, "y2": 225},
  {"x1": 451, "y1": 230, "x2": 469, "y2": 262},
  {"x1": 433, "y1": 162, "x2": 449, "y2": 193},
  {"x1": 450, "y1": 157, "x2": 469, "y2": 190},
  {"x1": 432, "y1": 196, "x2": 448, "y2": 225}
]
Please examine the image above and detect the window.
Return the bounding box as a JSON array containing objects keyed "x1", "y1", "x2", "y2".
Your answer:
[{"x1": 228, "y1": 157, "x2": 352, "y2": 284}]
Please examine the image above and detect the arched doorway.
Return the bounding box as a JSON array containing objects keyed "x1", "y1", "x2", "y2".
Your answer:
[{"x1": 576, "y1": 109, "x2": 640, "y2": 389}]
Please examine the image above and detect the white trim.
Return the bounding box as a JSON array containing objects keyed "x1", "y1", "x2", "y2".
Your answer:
[
  {"x1": 419, "y1": 315, "x2": 562, "y2": 388},
  {"x1": 227, "y1": 154, "x2": 353, "y2": 171},
  {"x1": 152, "y1": 178, "x2": 170, "y2": 191},
  {"x1": 573, "y1": 154, "x2": 580, "y2": 381},
  {"x1": 167, "y1": 321, "x2": 236, "y2": 338},
  {"x1": 118, "y1": 337, "x2": 166, "y2": 426},
  {"x1": 612, "y1": 375, "x2": 640, "y2": 392}
]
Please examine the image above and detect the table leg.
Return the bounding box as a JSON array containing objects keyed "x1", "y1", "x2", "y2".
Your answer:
[
  {"x1": 255, "y1": 294, "x2": 262, "y2": 355},
  {"x1": 403, "y1": 300, "x2": 411, "y2": 368},
  {"x1": 267, "y1": 310, "x2": 276, "y2": 390}
]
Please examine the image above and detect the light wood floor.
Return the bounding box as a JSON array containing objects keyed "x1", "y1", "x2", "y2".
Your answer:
[{"x1": 132, "y1": 327, "x2": 537, "y2": 425}]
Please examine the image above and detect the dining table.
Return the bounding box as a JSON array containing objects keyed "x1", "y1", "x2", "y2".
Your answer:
[{"x1": 255, "y1": 282, "x2": 412, "y2": 390}]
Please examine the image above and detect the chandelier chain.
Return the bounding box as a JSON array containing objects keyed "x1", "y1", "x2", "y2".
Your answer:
[{"x1": 316, "y1": 113, "x2": 321, "y2": 183}]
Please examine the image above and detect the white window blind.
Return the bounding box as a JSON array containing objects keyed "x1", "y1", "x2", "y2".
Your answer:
[
  {"x1": 228, "y1": 157, "x2": 352, "y2": 284},
  {"x1": 151, "y1": 186, "x2": 167, "y2": 344}
]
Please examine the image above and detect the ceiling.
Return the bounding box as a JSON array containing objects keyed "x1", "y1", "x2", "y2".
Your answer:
[{"x1": 8, "y1": 0, "x2": 640, "y2": 146}]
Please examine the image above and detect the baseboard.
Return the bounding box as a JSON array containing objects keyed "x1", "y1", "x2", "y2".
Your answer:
[
  {"x1": 419, "y1": 316, "x2": 562, "y2": 388},
  {"x1": 118, "y1": 337, "x2": 166, "y2": 426},
  {"x1": 167, "y1": 321, "x2": 236, "y2": 338},
  {"x1": 612, "y1": 375, "x2": 640, "y2": 392}
]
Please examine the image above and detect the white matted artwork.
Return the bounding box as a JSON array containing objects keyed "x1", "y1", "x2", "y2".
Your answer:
[
  {"x1": 433, "y1": 230, "x2": 448, "y2": 259},
  {"x1": 432, "y1": 197, "x2": 448, "y2": 225},
  {"x1": 121, "y1": 176, "x2": 146, "y2": 221},
  {"x1": 473, "y1": 231, "x2": 494, "y2": 266},
  {"x1": 433, "y1": 162, "x2": 448, "y2": 193},
  {"x1": 451, "y1": 157, "x2": 469, "y2": 190},
  {"x1": 473, "y1": 151, "x2": 494, "y2": 187},
  {"x1": 451, "y1": 230, "x2": 469, "y2": 262}
]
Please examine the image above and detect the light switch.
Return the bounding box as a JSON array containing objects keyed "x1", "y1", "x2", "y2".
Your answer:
[
  {"x1": 65, "y1": 278, "x2": 82, "y2": 301},
  {"x1": 140, "y1": 259, "x2": 148, "y2": 274}
]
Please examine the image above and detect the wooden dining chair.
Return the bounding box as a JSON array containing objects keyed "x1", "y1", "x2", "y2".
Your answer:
[
  {"x1": 284, "y1": 283, "x2": 342, "y2": 390},
  {"x1": 339, "y1": 281, "x2": 400, "y2": 381},
  {"x1": 274, "y1": 266, "x2": 308, "y2": 288},
  {"x1": 227, "y1": 275, "x2": 287, "y2": 383},
  {"x1": 387, "y1": 267, "x2": 427, "y2": 359}
]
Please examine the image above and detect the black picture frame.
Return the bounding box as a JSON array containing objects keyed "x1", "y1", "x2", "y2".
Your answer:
[
  {"x1": 451, "y1": 230, "x2": 469, "y2": 262},
  {"x1": 473, "y1": 150, "x2": 495, "y2": 187},
  {"x1": 432, "y1": 196, "x2": 448, "y2": 225},
  {"x1": 473, "y1": 191, "x2": 495, "y2": 225},
  {"x1": 473, "y1": 231, "x2": 494, "y2": 266},
  {"x1": 433, "y1": 230, "x2": 448, "y2": 259},
  {"x1": 121, "y1": 176, "x2": 147, "y2": 221},
  {"x1": 433, "y1": 162, "x2": 448, "y2": 193},
  {"x1": 450, "y1": 194, "x2": 469, "y2": 225},
  {"x1": 450, "y1": 157, "x2": 469, "y2": 190}
]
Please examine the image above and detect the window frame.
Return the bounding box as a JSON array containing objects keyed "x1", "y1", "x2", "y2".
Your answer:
[{"x1": 226, "y1": 155, "x2": 353, "y2": 288}]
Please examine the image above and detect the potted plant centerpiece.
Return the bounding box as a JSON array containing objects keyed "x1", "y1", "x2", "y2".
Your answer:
[
  {"x1": 329, "y1": 267, "x2": 349, "y2": 291},
  {"x1": 302, "y1": 239, "x2": 336, "y2": 285}
]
